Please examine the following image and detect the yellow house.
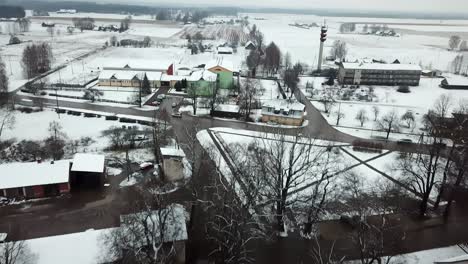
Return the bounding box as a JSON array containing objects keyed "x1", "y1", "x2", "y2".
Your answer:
[{"x1": 261, "y1": 99, "x2": 305, "y2": 126}]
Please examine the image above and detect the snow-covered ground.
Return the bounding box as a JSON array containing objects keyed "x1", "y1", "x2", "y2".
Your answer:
[
  {"x1": 197, "y1": 127, "x2": 401, "y2": 200},
  {"x1": 303, "y1": 76, "x2": 468, "y2": 141},
  {"x1": 1, "y1": 108, "x2": 144, "y2": 151},
  {"x1": 245, "y1": 13, "x2": 468, "y2": 71}
]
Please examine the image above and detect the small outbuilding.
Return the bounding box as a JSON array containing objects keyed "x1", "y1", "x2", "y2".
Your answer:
[
  {"x1": 245, "y1": 41, "x2": 256, "y2": 50},
  {"x1": 217, "y1": 46, "x2": 233, "y2": 54},
  {"x1": 160, "y1": 147, "x2": 186, "y2": 182},
  {"x1": 440, "y1": 76, "x2": 468, "y2": 90},
  {"x1": 0, "y1": 160, "x2": 71, "y2": 199},
  {"x1": 70, "y1": 153, "x2": 106, "y2": 189}
]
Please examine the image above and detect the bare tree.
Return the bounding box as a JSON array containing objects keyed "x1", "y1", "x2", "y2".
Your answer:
[
  {"x1": 377, "y1": 111, "x2": 400, "y2": 139},
  {"x1": 264, "y1": 42, "x2": 281, "y2": 76},
  {"x1": 204, "y1": 169, "x2": 269, "y2": 264},
  {"x1": 187, "y1": 84, "x2": 199, "y2": 116},
  {"x1": 355, "y1": 109, "x2": 368, "y2": 127},
  {"x1": 21, "y1": 43, "x2": 53, "y2": 79},
  {"x1": 460, "y1": 40, "x2": 468, "y2": 51},
  {"x1": 0, "y1": 56, "x2": 8, "y2": 94},
  {"x1": 249, "y1": 129, "x2": 334, "y2": 236},
  {"x1": 433, "y1": 94, "x2": 452, "y2": 118},
  {"x1": 84, "y1": 88, "x2": 103, "y2": 102},
  {"x1": 46, "y1": 26, "x2": 54, "y2": 38},
  {"x1": 284, "y1": 52, "x2": 292, "y2": 70},
  {"x1": 330, "y1": 40, "x2": 348, "y2": 62},
  {"x1": 110, "y1": 35, "x2": 118, "y2": 46},
  {"x1": 0, "y1": 109, "x2": 15, "y2": 141},
  {"x1": 343, "y1": 174, "x2": 407, "y2": 264},
  {"x1": 449, "y1": 35, "x2": 462, "y2": 50},
  {"x1": 320, "y1": 95, "x2": 336, "y2": 114},
  {"x1": 1, "y1": 240, "x2": 37, "y2": 264},
  {"x1": 239, "y1": 77, "x2": 260, "y2": 120},
  {"x1": 334, "y1": 110, "x2": 345, "y2": 126},
  {"x1": 45, "y1": 121, "x2": 67, "y2": 160},
  {"x1": 401, "y1": 110, "x2": 415, "y2": 129},
  {"x1": 372, "y1": 106, "x2": 380, "y2": 122},
  {"x1": 102, "y1": 185, "x2": 186, "y2": 264},
  {"x1": 246, "y1": 50, "x2": 261, "y2": 77}
]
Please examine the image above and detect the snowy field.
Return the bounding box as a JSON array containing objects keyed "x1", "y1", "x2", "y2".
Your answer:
[
  {"x1": 197, "y1": 127, "x2": 401, "y2": 200},
  {"x1": 245, "y1": 13, "x2": 468, "y2": 71},
  {"x1": 1, "y1": 108, "x2": 144, "y2": 151}
]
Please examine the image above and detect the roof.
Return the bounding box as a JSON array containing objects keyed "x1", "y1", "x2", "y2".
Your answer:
[
  {"x1": 341, "y1": 62, "x2": 422, "y2": 71},
  {"x1": 145, "y1": 71, "x2": 162, "y2": 81},
  {"x1": 98, "y1": 70, "x2": 115, "y2": 80},
  {"x1": 120, "y1": 204, "x2": 188, "y2": 243},
  {"x1": 215, "y1": 104, "x2": 240, "y2": 113},
  {"x1": 245, "y1": 41, "x2": 256, "y2": 48},
  {"x1": 161, "y1": 147, "x2": 186, "y2": 158},
  {"x1": 0, "y1": 160, "x2": 70, "y2": 189},
  {"x1": 217, "y1": 46, "x2": 233, "y2": 53},
  {"x1": 262, "y1": 99, "x2": 305, "y2": 111},
  {"x1": 103, "y1": 61, "x2": 171, "y2": 72},
  {"x1": 187, "y1": 69, "x2": 217, "y2": 82},
  {"x1": 112, "y1": 71, "x2": 142, "y2": 81},
  {"x1": 443, "y1": 76, "x2": 468, "y2": 86},
  {"x1": 161, "y1": 74, "x2": 185, "y2": 82},
  {"x1": 205, "y1": 58, "x2": 234, "y2": 72},
  {"x1": 71, "y1": 153, "x2": 105, "y2": 173}
]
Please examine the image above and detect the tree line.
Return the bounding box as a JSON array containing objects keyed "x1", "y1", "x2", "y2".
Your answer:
[{"x1": 0, "y1": 5, "x2": 25, "y2": 18}]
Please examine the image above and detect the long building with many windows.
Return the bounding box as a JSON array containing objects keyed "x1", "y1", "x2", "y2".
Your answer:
[{"x1": 338, "y1": 62, "x2": 422, "y2": 86}]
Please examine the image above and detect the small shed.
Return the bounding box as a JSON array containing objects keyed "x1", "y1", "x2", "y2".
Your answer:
[
  {"x1": 0, "y1": 160, "x2": 71, "y2": 199},
  {"x1": 211, "y1": 104, "x2": 240, "y2": 118},
  {"x1": 440, "y1": 77, "x2": 468, "y2": 90},
  {"x1": 245, "y1": 41, "x2": 256, "y2": 50},
  {"x1": 160, "y1": 147, "x2": 186, "y2": 182},
  {"x1": 70, "y1": 153, "x2": 106, "y2": 189},
  {"x1": 217, "y1": 46, "x2": 233, "y2": 54}
]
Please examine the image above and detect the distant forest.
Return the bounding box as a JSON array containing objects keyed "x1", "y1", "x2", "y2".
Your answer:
[
  {"x1": 3, "y1": 0, "x2": 239, "y2": 17},
  {"x1": 0, "y1": 5, "x2": 25, "y2": 18}
]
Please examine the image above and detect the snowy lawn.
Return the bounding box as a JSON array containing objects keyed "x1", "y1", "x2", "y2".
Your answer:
[{"x1": 1, "y1": 108, "x2": 144, "y2": 151}]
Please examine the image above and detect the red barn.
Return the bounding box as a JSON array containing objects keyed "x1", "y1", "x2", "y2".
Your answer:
[{"x1": 0, "y1": 160, "x2": 71, "y2": 199}]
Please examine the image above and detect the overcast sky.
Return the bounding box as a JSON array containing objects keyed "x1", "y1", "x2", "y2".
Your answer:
[{"x1": 110, "y1": 0, "x2": 467, "y2": 13}]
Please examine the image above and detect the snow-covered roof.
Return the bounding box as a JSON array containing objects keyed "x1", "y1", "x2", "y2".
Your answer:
[
  {"x1": 341, "y1": 62, "x2": 422, "y2": 71},
  {"x1": 215, "y1": 104, "x2": 240, "y2": 113},
  {"x1": 205, "y1": 58, "x2": 234, "y2": 72},
  {"x1": 0, "y1": 233, "x2": 7, "y2": 242},
  {"x1": 161, "y1": 74, "x2": 185, "y2": 82},
  {"x1": 262, "y1": 99, "x2": 305, "y2": 111},
  {"x1": 98, "y1": 70, "x2": 115, "y2": 80},
  {"x1": 103, "y1": 61, "x2": 171, "y2": 72},
  {"x1": 120, "y1": 204, "x2": 188, "y2": 243},
  {"x1": 0, "y1": 160, "x2": 70, "y2": 189},
  {"x1": 245, "y1": 41, "x2": 256, "y2": 47},
  {"x1": 161, "y1": 147, "x2": 186, "y2": 158},
  {"x1": 443, "y1": 76, "x2": 468, "y2": 86},
  {"x1": 112, "y1": 71, "x2": 140, "y2": 80},
  {"x1": 187, "y1": 70, "x2": 217, "y2": 82},
  {"x1": 71, "y1": 153, "x2": 105, "y2": 173},
  {"x1": 217, "y1": 46, "x2": 233, "y2": 54},
  {"x1": 145, "y1": 72, "x2": 162, "y2": 81}
]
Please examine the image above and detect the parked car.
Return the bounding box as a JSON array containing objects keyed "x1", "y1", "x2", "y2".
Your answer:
[
  {"x1": 149, "y1": 100, "x2": 161, "y2": 106},
  {"x1": 172, "y1": 111, "x2": 182, "y2": 118},
  {"x1": 397, "y1": 138, "x2": 413, "y2": 145},
  {"x1": 0, "y1": 196, "x2": 10, "y2": 206},
  {"x1": 139, "y1": 162, "x2": 154, "y2": 171},
  {"x1": 156, "y1": 94, "x2": 166, "y2": 102}
]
